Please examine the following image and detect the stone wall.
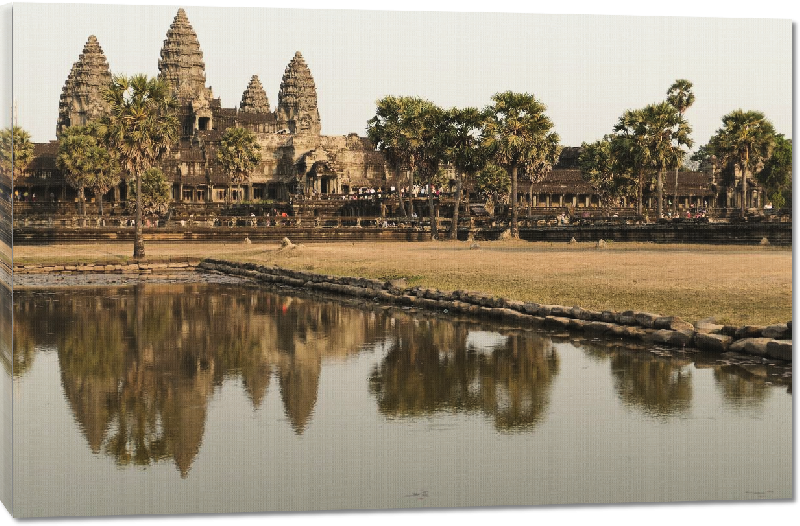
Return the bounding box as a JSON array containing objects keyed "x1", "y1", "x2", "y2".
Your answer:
[{"x1": 13, "y1": 257, "x2": 201, "y2": 275}]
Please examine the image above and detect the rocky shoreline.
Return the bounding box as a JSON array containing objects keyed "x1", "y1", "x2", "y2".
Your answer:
[{"x1": 12, "y1": 257, "x2": 793, "y2": 363}]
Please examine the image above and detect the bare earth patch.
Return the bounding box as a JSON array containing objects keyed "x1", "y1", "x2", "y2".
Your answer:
[{"x1": 14, "y1": 239, "x2": 792, "y2": 326}]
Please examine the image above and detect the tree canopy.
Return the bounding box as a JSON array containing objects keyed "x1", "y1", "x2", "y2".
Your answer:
[
  {"x1": 483, "y1": 91, "x2": 556, "y2": 237},
  {"x1": 641, "y1": 101, "x2": 693, "y2": 217},
  {"x1": 126, "y1": 167, "x2": 171, "y2": 216},
  {"x1": 579, "y1": 136, "x2": 633, "y2": 209},
  {"x1": 56, "y1": 122, "x2": 120, "y2": 215},
  {"x1": 441, "y1": 107, "x2": 491, "y2": 238},
  {"x1": 0, "y1": 126, "x2": 35, "y2": 183},
  {"x1": 612, "y1": 107, "x2": 653, "y2": 215},
  {"x1": 756, "y1": 134, "x2": 791, "y2": 209},
  {"x1": 707, "y1": 109, "x2": 775, "y2": 214},
  {"x1": 217, "y1": 126, "x2": 262, "y2": 202}
]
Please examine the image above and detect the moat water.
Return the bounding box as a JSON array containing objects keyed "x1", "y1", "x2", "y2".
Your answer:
[{"x1": 7, "y1": 282, "x2": 792, "y2": 517}]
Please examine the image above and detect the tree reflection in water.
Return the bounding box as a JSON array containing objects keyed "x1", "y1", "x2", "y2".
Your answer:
[
  {"x1": 611, "y1": 353, "x2": 693, "y2": 416},
  {"x1": 713, "y1": 365, "x2": 769, "y2": 408},
  {"x1": 368, "y1": 315, "x2": 560, "y2": 431},
  {"x1": 1, "y1": 285, "x2": 16, "y2": 375}
]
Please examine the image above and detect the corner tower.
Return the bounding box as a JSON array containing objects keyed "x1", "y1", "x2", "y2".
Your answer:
[
  {"x1": 276, "y1": 52, "x2": 321, "y2": 136},
  {"x1": 240, "y1": 75, "x2": 271, "y2": 114},
  {"x1": 56, "y1": 35, "x2": 112, "y2": 137}
]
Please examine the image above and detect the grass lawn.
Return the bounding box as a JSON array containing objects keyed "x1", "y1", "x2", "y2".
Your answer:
[{"x1": 13, "y1": 239, "x2": 792, "y2": 326}]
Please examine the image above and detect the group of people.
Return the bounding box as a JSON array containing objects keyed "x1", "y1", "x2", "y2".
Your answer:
[{"x1": 14, "y1": 190, "x2": 35, "y2": 202}]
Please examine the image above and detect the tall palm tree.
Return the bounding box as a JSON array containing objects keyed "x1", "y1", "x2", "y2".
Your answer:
[
  {"x1": 102, "y1": 74, "x2": 178, "y2": 259},
  {"x1": 217, "y1": 126, "x2": 262, "y2": 203},
  {"x1": 710, "y1": 110, "x2": 776, "y2": 214},
  {"x1": 642, "y1": 101, "x2": 692, "y2": 218},
  {"x1": 442, "y1": 107, "x2": 489, "y2": 239},
  {"x1": 666, "y1": 80, "x2": 695, "y2": 215},
  {"x1": 411, "y1": 101, "x2": 447, "y2": 240},
  {"x1": 525, "y1": 132, "x2": 562, "y2": 217},
  {"x1": 0, "y1": 126, "x2": 35, "y2": 184},
  {"x1": 484, "y1": 92, "x2": 556, "y2": 238},
  {"x1": 368, "y1": 96, "x2": 445, "y2": 235},
  {"x1": 613, "y1": 108, "x2": 652, "y2": 216}
]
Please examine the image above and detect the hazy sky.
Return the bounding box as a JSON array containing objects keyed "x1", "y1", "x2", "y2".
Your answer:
[{"x1": 7, "y1": 1, "x2": 794, "y2": 150}]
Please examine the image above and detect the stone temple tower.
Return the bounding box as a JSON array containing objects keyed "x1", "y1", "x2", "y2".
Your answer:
[
  {"x1": 276, "y1": 52, "x2": 321, "y2": 135},
  {"x1": 56, "y1": 35, "x2": 112, "y2": 137},
  {"x1": 239, "y1": 75, "x2": 271, "y2": 114},
  {"x1": 159, "y1": 8, "x2": 214, "y2": 133}
]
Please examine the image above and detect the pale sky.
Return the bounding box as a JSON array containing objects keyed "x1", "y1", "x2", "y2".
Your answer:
[{"x1": 5, "y1": 1, "x2": 795, "y2": 152}]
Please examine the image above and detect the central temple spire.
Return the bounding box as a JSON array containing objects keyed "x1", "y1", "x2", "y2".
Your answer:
[
  {"x1": 158, "y1": 8, "x2": 211, "y2": 101},
  {"x1": 276, "y1": 51, "x2": 321, "y2": 135}
]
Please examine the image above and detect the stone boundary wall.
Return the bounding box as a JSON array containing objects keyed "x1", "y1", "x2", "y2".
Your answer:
[
  {"x1": 11, "y1": 257, "x2": 792, "y2": 363},
  {"x1": 199, "y1": 258, "x2": 792, "y2": 363},
  {"x1": 12, "y1": 221, "x2": 793, "y2": 246}
]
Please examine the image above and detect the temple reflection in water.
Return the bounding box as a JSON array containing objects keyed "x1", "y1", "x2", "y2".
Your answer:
[{"x1": 10, "y1": 284, "x2": 788, "y2": 479}]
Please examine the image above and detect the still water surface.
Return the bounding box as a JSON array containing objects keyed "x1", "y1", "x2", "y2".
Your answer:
[{"x1": 10, "y1": 282, "x2": 792, "y2": 517}]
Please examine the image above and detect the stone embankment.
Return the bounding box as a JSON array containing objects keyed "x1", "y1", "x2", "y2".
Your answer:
[
  {"x1": 13, "y1": 257, "x2": 201, "y2": 275},
  {"x1": 7, "y1": 257, "x2": 201, "y2": 288},
  {"x1": 12, "y1": 257, "x2": 792, "y2": 362},
  {"x1": 199, "y1": 259, "x2": 792, "y2": 363}
]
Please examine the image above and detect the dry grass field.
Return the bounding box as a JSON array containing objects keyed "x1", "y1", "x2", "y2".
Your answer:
[{"x1": 14, "y1": 239, "x2": 792, "y2": 326}]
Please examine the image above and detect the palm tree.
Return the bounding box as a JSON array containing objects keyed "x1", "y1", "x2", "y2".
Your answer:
[
  {"x1": 525, "y1": 132, "x2": 562, "y2": 217},
  {"x1": 102, "y1": 74, "x2": 178, "y2": 259},
  {"x1": 411, "y1": 101, "x2": 447, "y2": 240},
  {"x1": 613, "y1": 108, "x2": 652, "y2": 216},
  {"x1": 483, "y1": 92, "x2": 556, "y2": 238},
  {"x1": 442, "y1": 107, "x2": 489, "y2": 239},
  {"x1": 642, "y1": 101, "x2": 692, "y2": 218},
  {"x1": 667, "y1": 79, "x2": 695, "y2": 216},
  {"x1": 0, "y1": 126, "x2": 35, "y2": 184},
  {"x1": 710, "y1": 110, "x2": 776, "y2": 214},
  {"x1": 217, "y1": 126, "x2": 262, "y2": 203}
]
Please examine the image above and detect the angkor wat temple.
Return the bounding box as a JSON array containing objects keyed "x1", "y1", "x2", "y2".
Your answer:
[{"x1": 15, "y1": 8, "x2": 765, "y2": 215}]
